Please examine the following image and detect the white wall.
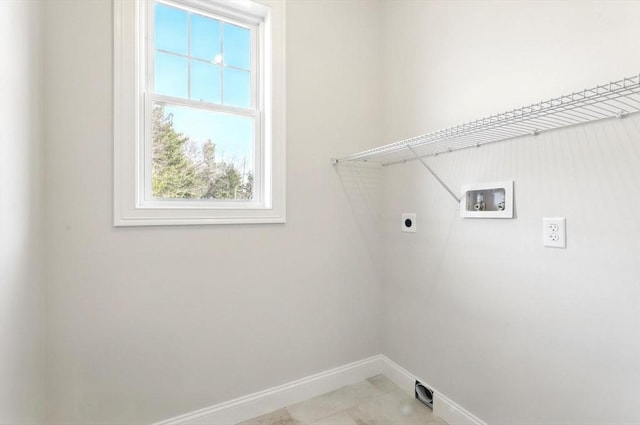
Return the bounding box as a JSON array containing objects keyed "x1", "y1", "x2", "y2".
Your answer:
[
  {"x1": 38, "y1": 0, "x2": 640, "y2": 423},
  {"x1": 379, "y1": 1, "x2": 640, "y2": 424},
  {"x1": 43, "y1": 0, "x2": 383, "y2": 423},
  {"x1": 0, "y1": 1, "x2": 45, "y2": 423}
]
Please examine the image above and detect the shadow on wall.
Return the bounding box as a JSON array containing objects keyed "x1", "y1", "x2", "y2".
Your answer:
[{"x1": 334, "y1": 162, "x2": 384, "y2": 274}]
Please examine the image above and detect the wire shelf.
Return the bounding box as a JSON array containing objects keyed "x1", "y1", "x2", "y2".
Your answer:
[{"x1": 333, "y1": 74, "x2": 640, "y2": 166}]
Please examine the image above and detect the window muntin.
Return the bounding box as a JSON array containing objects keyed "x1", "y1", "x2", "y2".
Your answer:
[{"x1": 145, "y1": 0, "x2": 259, "y2": 203}]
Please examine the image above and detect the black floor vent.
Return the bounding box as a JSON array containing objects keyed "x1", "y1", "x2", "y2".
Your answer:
[{"x1": 415, "y1": 380, "x2": 433, "y2": 409}]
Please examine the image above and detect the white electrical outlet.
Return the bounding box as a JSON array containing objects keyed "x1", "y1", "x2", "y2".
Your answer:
[
  {"x1": 402, "y1": 213, "x2": 417, "y2": 233},
  {"x1": 543, "y1": 217, "x2": 566, "y2": 248}
]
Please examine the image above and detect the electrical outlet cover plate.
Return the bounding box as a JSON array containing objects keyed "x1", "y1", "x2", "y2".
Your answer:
[
  {"x1": 402, "y1": 213, "x2": 417, "y2": 233},
  {"x1": 543, "y1": 217, "x2": 566, "y2": 248}
]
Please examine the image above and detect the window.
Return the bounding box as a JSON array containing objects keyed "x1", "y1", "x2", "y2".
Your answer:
[{"x1": 114, "y1": 0, "x2": 285, "y2": 225}]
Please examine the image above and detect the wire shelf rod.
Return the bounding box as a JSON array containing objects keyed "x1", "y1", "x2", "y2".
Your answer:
[
  {"x1": 380, "y1": 108, "x2": 632, "y2": 166},
  {"x1": 333, "y1": 74, "x2": 640, "y2": 165},
  {"x1": 380, "y1": 111, "x2": 629, "y2": 167},
  {"x1": 582, "y1": 103, "x2": 618, "y2": 116}
]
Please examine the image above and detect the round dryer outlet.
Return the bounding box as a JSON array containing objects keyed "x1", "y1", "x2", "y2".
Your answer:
[{"x1": 402, "y1": 213, "x2": 417, "y2": 233}]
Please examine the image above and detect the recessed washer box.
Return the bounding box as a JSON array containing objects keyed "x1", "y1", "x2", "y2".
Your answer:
[{"x1": 460, "y1": 181, "x2": 514, "y2": 218}]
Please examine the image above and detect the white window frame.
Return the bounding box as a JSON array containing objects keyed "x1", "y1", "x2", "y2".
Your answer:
[{"x1": 114, "y1": 0, "x2": 286, "y2": 226}]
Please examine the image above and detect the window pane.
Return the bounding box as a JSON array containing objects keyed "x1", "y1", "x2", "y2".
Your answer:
[
  {"x1": 190, "y1": 61, "x2": 220, "y2": 103},
  {"x1": 223, "y1": 23, "x2": 250, "y2": 70},
  {"x1": 191, "y1": 14, "x2": 220, "y2": 61},
  {"x1": 155, "y1": 52, "x2": 187, "y2": 98},
  {"x1": 151, "y1": 102, "x2": 254, "y2": 200},
  {"x1": 223, "y1": 68, "x2": 250, "y2": 108},
  {"x1": 154, "y1": 3, "x2": 187, "y2": 55}
]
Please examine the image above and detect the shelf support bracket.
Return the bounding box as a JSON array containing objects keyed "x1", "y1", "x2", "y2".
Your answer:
[{"x1": 406, "y1": 145, "x2": 461, "y2": 203}]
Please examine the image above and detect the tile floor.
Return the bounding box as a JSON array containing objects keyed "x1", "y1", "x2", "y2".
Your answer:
[{"x1": 236, "y1": 375, "x2": 447, "y2": 425}]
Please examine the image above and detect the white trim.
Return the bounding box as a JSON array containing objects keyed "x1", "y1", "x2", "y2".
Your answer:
[
  {"x1": 378, "y1": 355, "x2": 418, "y2": 396},
  {"x1": 170, "y1": 0, "x2": 270, "y2": 25},
  {"x1": 152, "y1": 354, "x2": 488, "y2": 425},
  {"x1": 434, "y1": 392, "x2": 489, "y2": 425},
  {"x1": 152, "y1": 356, "x2": 385, "y2": 425}
]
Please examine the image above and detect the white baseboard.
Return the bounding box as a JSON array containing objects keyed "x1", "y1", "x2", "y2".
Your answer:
[
  {"x1": 153, "y1": 355, "x2": 385, "y2": 425},
  {"x1": 434, "y1": 392, "x2": 488, "y2": 425},
  {"x1": 378, "y1": 355, "x2": 418, "y2": 396},
  {"x1": 153, "y1": 354, "x2": 487, "y2": 425},
  {"x1": 379, "y1": 355, "x2": 487, "y2": 425}
]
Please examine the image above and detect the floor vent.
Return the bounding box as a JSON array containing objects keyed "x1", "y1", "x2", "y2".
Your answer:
[{"x1": 415, "y1": 380, "x2": 433, "y2": 409}]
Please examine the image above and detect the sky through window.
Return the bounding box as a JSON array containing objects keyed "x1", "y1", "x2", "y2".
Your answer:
[{"x1": 153, "y1": 1, "x2": 253, "y2": 170}]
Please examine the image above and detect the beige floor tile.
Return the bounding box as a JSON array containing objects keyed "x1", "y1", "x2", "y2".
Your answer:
[
  {"x1": 366, "y1": 375, "x2": 399, "y2": 393},
  {"x1": 235, "y1": 408, "x2": 306, "y2": 425},
  {"x1": 236, "y1": 377, "x2": 445, "y2": 425},
  {"x1": 308, "y1": 411, "x2": 360, "y2": 425},
  {"x1": 287, "y1": 380, "x2": 386, "y2": 424},
  {"x1": 346, "y1": 389, "x2": 435, "y2": 425}
]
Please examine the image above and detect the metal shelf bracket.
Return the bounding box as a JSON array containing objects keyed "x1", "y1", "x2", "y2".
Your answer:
[{"x1": 407, "y1": 145, "x2": 461, "y2": 203}]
